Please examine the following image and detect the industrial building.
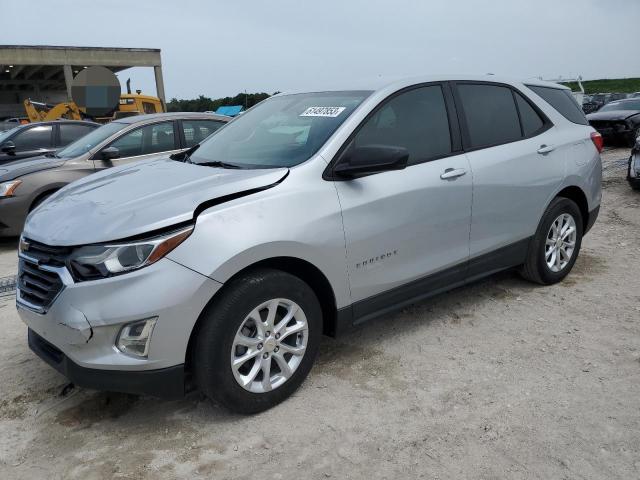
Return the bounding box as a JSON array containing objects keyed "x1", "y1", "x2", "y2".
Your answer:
[{"x1": 0, "y1": 45, "x2": 165, "y2": 118}]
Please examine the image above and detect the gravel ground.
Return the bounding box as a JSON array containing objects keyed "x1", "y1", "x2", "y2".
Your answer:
[{"x1": 0, "y1": 148, "x2": 638, "y2": 479}]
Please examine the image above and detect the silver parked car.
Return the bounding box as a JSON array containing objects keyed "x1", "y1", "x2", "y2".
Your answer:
[
  {"x1": 17, "y1": 75, "x2": 602, "y2": 413},
  {"x1": 0, "y1": 112, "x2": 229, "y2": 236}
]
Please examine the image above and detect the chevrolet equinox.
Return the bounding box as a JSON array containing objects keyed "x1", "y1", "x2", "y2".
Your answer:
[{"x1": 17, "y1": 76, "x2": 602, "y2": 413}]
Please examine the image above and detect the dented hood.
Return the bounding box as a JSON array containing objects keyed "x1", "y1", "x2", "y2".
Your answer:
[{"x1": 23, "y1": 157, "x2": 288, "y2": 246}]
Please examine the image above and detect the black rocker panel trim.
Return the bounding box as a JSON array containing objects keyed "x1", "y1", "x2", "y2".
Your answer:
[{"x1": 333, "y1": 237, "x2": 531, "y2": 335}]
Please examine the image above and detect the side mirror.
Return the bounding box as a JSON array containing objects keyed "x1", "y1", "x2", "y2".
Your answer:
[
  {"x1": 1, "y1": 141, "x2": 16, "y2": 154},
  {"x1": 100, "y1": 146, "x2": 120, "y2": 161},
  {"x1": 334, "y1": 144, "x2": 409, "y2": 178}
]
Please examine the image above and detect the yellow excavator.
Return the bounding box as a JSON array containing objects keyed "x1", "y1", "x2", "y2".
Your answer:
[
  {"x1": 23, "y1": 99, "x2": 84, "y2": 122},
  {"x1": 24, "y1": 80, "x2": 164, "y2": 123}
]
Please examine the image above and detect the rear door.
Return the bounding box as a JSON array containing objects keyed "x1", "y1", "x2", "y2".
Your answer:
[
  {"x1": 92, "y1": 120, "x2": 180, "y2": 169},
  {"x1": 452, "y1": 82, "x2": 564, "y2": 273},
  {"x1": 331, "y1": 83, "x2": 472, "y2": 313}
]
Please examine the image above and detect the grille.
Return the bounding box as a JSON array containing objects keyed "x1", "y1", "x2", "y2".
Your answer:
[{"x1": 18, "y1": 239, "x2": 72, "y2": 311}]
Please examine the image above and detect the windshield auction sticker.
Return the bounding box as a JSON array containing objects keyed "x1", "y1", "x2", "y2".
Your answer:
[{"x1": 300, "y1": 106, "x2": 346, "y2": 117}]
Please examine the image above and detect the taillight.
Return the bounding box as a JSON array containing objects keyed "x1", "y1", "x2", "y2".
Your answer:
[{"x1": 590, "y1": 132, "x2": 604, "y2": 153}]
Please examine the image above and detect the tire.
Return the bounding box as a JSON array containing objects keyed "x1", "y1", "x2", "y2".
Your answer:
[
  {"x1": 520, "y1": 197, "x2": 583, "y2": 285},
  {"x1": 194, "y1": 268, "x2": 322, "y2": 414}
]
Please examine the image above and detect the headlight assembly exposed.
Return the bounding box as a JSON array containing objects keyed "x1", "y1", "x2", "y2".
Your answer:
[
  {"x1": 69, "y1": 225, "x2": 193, "y2": 281},
  {"x1": 0, "y1": 180, "x2": 22, "y2": 197}
]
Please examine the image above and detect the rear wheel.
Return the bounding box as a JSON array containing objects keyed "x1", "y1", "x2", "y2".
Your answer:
[
  {"x1": 194, "y1": 268, "x2": 322, "y2": 414},
  {"x1": 520, "y1": 197, "x2": 583, "y2": 285}
]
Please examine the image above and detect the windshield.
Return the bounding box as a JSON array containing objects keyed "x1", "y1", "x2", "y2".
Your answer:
[
  {"x1": 0, "y1": 127, "x2": 18, "y2": 144},
  {"x1": 56, "y1": 122, "x2": 126, "y2": 158},
  {"x1": 599, "y1": 100, "x2": 640, "y2": 112},
  {"x1": 190, "y1": 91, "x2": 371, "y2": 168}
]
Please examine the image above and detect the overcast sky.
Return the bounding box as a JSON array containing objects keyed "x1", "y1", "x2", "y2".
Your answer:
[{"x1": 1, "y1": 0, "x2": 638, "y2": 99}]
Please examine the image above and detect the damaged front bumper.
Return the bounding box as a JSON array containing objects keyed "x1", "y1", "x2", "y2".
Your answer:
[{"x1": 17, "y1": 257, "x2": 222, "y2": 398}]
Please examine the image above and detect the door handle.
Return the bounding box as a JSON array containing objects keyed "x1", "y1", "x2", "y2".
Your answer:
[
  {"x1": 537, "y1": 144, "x2": 555, "y2": 154},
  {"x1": 440, "y1": 168, "x2": 467, "y2": 180}
]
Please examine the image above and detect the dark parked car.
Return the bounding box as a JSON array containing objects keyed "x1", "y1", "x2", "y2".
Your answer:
[
  {"x1": 586, "y1": 98, "x2": 640, "y2": 146},
  {"x1": 582, "y1": 93, "x2": 628, "y2": 114},
  {"x1": 0, "y1": 117, "x2": 28, "y2": 132},
  {"x1": 0, "y1": 112, "x2": 229, "y2": 237},
  {"x1": 0, "y1": 120, "x2": 99, "y2": 164}
]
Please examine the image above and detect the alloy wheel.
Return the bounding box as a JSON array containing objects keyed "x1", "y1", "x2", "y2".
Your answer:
[
  {"x1": 231, "y1": 298, "x2": 308, "y2": 393},
  {"x1": 545, "y1": 213, "x2": 577, "y2": 273}
]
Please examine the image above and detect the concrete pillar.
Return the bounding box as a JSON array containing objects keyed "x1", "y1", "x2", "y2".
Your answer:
[
  {"x1": 154, "y1": 65, "x2": 166, "y2": 109},
  {"x1": 63, "y1": 64, "x2": 73, "y2": 101}
]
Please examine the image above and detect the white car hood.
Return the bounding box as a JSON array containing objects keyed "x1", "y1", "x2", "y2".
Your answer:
[{"x1": 23, "y1": 157, "x2": 288, "y2": 245}]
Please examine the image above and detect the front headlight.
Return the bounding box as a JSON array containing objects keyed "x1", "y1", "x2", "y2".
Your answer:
[
  {"x1": 0, "y1": 180, "x2": 22, "y2": 197},
  {"x1": 68, "y1": 225, "x2": 193, "y2": 281}
]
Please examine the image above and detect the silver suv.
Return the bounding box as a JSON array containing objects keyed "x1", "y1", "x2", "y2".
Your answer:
[{"x1": 17, "y1": 76, "x2": 602, "y2": 413}]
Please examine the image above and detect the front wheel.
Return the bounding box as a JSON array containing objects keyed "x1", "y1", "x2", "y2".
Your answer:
[
  {"x1": 194, "y1": 268, "x2": 322, "y2": 414},
  {"x1": 520, "y1": 197, "x2": 583, "y2": 285}
]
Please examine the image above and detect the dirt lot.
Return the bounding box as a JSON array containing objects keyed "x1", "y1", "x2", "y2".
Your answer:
[{"x1": 0, "y1": 148, "x2": 638, "y2": 480}]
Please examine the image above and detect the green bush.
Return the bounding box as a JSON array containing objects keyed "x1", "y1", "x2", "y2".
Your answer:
[{"x1": 561, "y1": 78, "x2": 640, "y2": 94}]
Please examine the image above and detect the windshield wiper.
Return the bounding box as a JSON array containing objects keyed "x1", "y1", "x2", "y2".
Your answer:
[
  {"x1": 170, "y1": 144, "x2": 200, "y2": 162},
  {"x1": 195, "y1": 160, "x2": 242, "y2": 169},
  {"x1": 44, "y1": 152, "x2": 59, "y2": 158}
]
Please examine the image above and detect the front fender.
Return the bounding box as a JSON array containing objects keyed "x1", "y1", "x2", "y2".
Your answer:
[{"x1": 167, "y1": 164, "x2": 351, "y2": 308}]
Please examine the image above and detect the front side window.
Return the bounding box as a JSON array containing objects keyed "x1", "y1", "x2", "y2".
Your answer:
[
  {"x1": 59, "y1": 123, "x2": 96, "y2": 146},
  {"x1": 182, "y1": 119, "x2": 226, "y2": 148},
  {"x1": 457, "y1": 84, "x2": 522, "y2": 148},
  {"x1": 190, "y1": 91, "x2": 371, "y2": 168},
  {"x1": 0, "y1": 127, "x2": 18, "y2": 144},
  {"x1": 108, "y1": 121, "x2": 176, "y2": 157},
  {"x1": 351, "y1": 85, "x2": 452, "y2": 165},
  {"x1": 12, "y1": 125, "x2": 53, "y2": 151},
  {"x1": 527, "y1": 85, "x2": 588, "y2": 125},
  {"x1": 56, "y1": 122, "x2": 126, "y2": 158}
]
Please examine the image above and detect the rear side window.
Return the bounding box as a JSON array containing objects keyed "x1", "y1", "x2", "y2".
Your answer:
[
  {"x1": 353, "y1": 85, "x2": 452, "y2": 165},
  {"x1": 527, "y1": 85, "x2": 588, "y2": 125},
  {"x1": 514, "y1": 93, "x2": 545, "y2": 136},
  {"x1": 457, "y1": 84, "x2": 521, "y2": 148},
  {"x1": 59, "y1": 124, "x2": 95, "y2": 146},
  {"x1": 12, "y1": 125, "x2": 53, "y2": 150},
  {"x1": 182, "y1": 119, "x2": 226, "y2": 148}
]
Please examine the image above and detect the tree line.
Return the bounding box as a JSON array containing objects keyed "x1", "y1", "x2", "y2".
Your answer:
[{"x1": 166, "y1": 92, "x2": 277, "y2": 112}]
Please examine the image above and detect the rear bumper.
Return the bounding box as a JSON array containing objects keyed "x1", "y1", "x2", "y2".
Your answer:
[{"x1": 29, "y1": 328, "x2": 185, "y2": 398}]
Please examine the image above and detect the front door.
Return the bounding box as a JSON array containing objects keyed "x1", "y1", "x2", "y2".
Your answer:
[
  {"x1": 330, "y1": 84, "x2": 473, "y2": 320},
  {"x1": 93, "y1": 120, "x2": 180, "y2": 170}
]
